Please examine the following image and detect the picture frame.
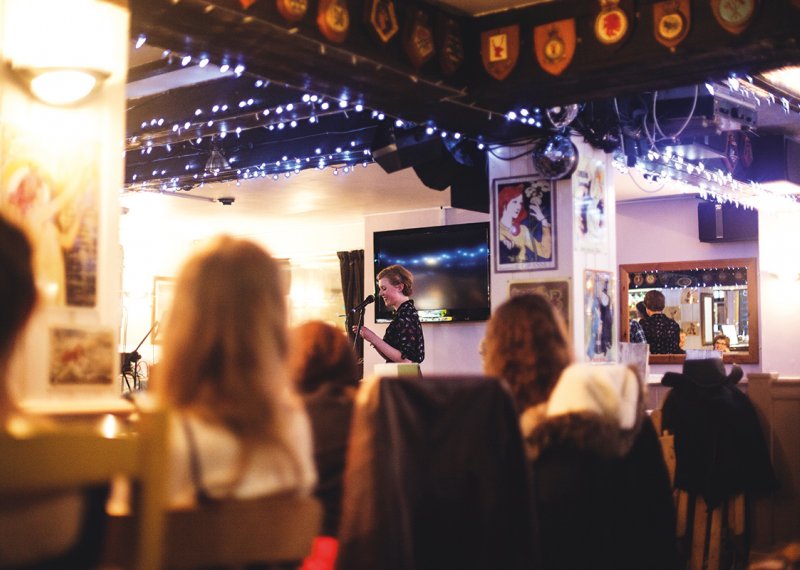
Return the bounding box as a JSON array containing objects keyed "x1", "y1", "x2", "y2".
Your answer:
[
  {"x1": 152, "y1": 276, "x2": 176, "y2": 345},
  {"x1": 49, "y1": 325, "x2": 115, "y2": 385},
  {"x1": 509, "y1": 278, "x2": 571, "y2": 333},
  {"x1": 492, "y1": 175, "x2": 557, "y2": 272},
  {"x1": 584, "y1": 269, "x2": 615, "y2": 362}
]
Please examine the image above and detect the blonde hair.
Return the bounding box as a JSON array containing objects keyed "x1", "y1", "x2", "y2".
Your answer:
[
  {"x1": 483, "y1": 293, "x2": 573, "y2": 410},
  {"x1": 155, "y1": 235, "x2": 295, "y2": 450},
  {"x1": 376, "y1": 264, "x2": 414, "y2": 296}
]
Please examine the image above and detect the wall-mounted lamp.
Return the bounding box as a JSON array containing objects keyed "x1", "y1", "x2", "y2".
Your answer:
[
  {"x1": 8, "y1": 66, "x2": 110, "y2": 106},
  {"x1": 3, "y1": 0, "x2": 127, "y2": 106}
]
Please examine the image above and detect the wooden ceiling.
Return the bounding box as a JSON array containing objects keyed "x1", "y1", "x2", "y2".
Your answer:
[{"x1": 126, "y1": 0, "x2": 800, "y2": 192}]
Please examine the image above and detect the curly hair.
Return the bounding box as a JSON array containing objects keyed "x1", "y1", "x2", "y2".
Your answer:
[{"x1": 483, "y1": 293, "x2": 573, "y2": 410}]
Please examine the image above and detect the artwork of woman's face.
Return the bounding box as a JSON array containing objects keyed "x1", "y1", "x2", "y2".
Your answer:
[{"x1": 506, "y1": 194, "x2": 523, "y2": 218}]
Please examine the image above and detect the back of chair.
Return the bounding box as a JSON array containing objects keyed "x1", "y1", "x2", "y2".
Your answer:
[
  {"x1": 163, "y1": 494, "x2": 322, "y2": 569},
  {"x1": 0, "y1": 409, "x2": 168, "y2": 570},
  {"x1": 337, "y1": 375, "x2": 533, "y2": 570}
]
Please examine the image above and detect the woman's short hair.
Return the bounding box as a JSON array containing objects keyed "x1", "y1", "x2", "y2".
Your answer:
[
  {"x1": 155, "y1": 235, "x2": 292, "y2": 446},
  {"x1": 483, "y1": 293, "x2": 572, "y2": 410},
  {"x1": 643, "y1": 290, "x2": 666, "y2": 312},
  {"x1": 0, "y1": 215, "x2": 36, "y2": 358},
  {"x1": 290, "y1": 321, "x2": 358, "y2": 394},
  {"x1": 376, "y1": 264, "x2": 414, "y2": 296},
  {"x1": 713, "y1": 334, "x2": 730, "y2": 347}
]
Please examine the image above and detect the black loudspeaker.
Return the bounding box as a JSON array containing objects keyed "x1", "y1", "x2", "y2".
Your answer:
[
  {"x1": 370, "y1": 126, "x2": 444, "y2": 173},
  {"x1": 413, "y1": 146, "x2": 489, "y2": 213},
  {"x1": 697, "y1": 202, "x2": 758, "y2": 243},
  {"x1": 749, "y1": 135, "x2": 800, "y2": 185}
]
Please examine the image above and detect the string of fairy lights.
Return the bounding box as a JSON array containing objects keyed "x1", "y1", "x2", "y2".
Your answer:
[
  {"x1": 127, "y1": 36, "x2": 800, "y2": 212},
  {"x1": 125, "y1": 35, "x2": 516, "y2": 193}
]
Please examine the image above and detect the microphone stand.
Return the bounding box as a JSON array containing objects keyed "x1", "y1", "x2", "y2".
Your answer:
[
  {"x1": 351, "y1": 308, "x2": 366, "y2": 355},
  {"x1": 121, "y1": 320, "x2": 159, "y2": 393}
]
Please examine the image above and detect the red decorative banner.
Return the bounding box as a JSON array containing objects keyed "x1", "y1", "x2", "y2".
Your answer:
[
  {"x1": 534, "y1": 19, "x2": 576, "y2": 76},
  {"x1": 481, "y1": 25, "x2": 519, "y2": 81},
  {"x1": 711, "y1": 0, "x2": 758, "y2": 35},
  {"x1": 653, "y1": 0, "x2": 690, "y2": 50}
]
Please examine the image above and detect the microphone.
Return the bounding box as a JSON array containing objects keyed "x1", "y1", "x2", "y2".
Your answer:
[{"x1": 350, "y1": 295, "x2": 375, "y2": 313}]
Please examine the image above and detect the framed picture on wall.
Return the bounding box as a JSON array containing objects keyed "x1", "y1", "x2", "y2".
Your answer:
[
  {"x1": 584, "y1": 269, "x2": 614, "y2": 362},
  {"x1": 152, "y1": 276, "x2": 176, "y2": 345},
  {"x1": 49, "y1": 325, "x2": 115, "y2": 385},
  {"x1": 492, "y1": 175, "x2": 556, "y2": 272},
  {"x1": 509, "y1": 279, "x2": 571, "y2": 332}
]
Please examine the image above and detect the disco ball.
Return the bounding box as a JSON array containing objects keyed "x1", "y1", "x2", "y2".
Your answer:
[
  {"x1": 546, "y1": 104, "x2": 580, "y2": 129},
  {"x1": 532, "y1": 135, "x2": 579, "y2": 180}
]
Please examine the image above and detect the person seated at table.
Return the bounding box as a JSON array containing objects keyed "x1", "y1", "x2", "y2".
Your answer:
[
  {"x1": 153, "y1": 235, "x2": 316, "y2": 508},
  {"x1": 482, "y1": 293, "x2": 677, "y2": 570},
  {"x1": 713, "y1": 333, "x2": 731, "y2": 353},
  {"x1": 0, "y1": 214, "x2": 103, "y2": 568}
]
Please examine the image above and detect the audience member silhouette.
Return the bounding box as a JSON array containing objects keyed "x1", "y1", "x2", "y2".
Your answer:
[
  {"x1": 289, "y1": 320, "x2": 358, "y2": 539},
  {"x1": 153, "y1": 235, "x2": 316, "y2": 508},
  {"x1": 0, "y1": 214, "x2": 102, "y2": 568},
  {"x1": 482, "y1": 293, "x2": 677, "y2": 570}
]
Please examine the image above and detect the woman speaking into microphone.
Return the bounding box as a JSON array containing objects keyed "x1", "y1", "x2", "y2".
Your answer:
[{"x1": 353, "y1": 264, "x2": 424, "y2": 364}]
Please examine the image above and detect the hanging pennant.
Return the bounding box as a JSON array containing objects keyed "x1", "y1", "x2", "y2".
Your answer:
[
  {"x1": 364, "y1": 0, "x2": 398, "y2": 44},
  {"x1": 653, "y1": 0, "x2": 690, "y2": 50},
  {"x1": 534, "y1": 19, "x2": 576, "y2": 76},
  {"x1": 403, "y1": 9, "x2": 435, "y2": 69},
  {"x1": 317, "y1": 0, "x2": 350, "y2": 44},
  {"x1": 594, "y1": 0, "x2": 630, "y2": 46},
  {"x1": 481, "y1": 25, "x2": 519, "y2": 81},
  {"x1": 277, "y1": 0, "x2": 308, "y2": 23},
  {"x1": 436, "y1": 14, "x2": 464, "y2": 77},
  {"x1": 711, "y1": 0, "x2": 757, "y2": 35}
]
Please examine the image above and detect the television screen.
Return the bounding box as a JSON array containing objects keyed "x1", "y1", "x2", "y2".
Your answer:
[{"x1": 373, "y1": 222, "x2": 491, "y2": 323}]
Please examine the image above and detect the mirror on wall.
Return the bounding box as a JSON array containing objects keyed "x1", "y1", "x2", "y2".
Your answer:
[{"x1": 619, "y1": 258, "x2": 759, "y2": 364}]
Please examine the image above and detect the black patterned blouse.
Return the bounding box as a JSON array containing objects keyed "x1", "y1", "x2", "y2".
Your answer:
[
  {"x1": 640, "y1": 313, "x2": 684, "y2": 355},
  {"x1": 383, "y1": 300, "x2": 425, "y2": 363}
]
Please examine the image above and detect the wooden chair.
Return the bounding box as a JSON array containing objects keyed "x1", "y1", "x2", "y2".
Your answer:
[
  {"x1": 108, "y1": 494, "x2": 322, "y2": 570},
  {"x1": 0, "y1": 409, "x2": 168, "y2": 570}
]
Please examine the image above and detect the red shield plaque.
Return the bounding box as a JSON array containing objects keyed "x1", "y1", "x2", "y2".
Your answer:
[
  {"x1": 403, "y1": 9, "x2": 435, "y2": 69},
  {"x1": 653, "y1": 0, "x2": 690, "y2": 50},
  {"x1": 277, "y1": 0, "x2": 308, "y2": 23},
  {"x1": 711, "y1": 0, "x2": 758, "y2": 35},
  {"x1": 436, "y1": 14, "x2": 464, "y2": 77},
  {"x1": 365, "y1": 0, "x2": 398, "y2": 44},
  {"x1": 595, "y1": 0, "x2": 630, "y2": 46},
  {"x1": 317, "y1": 0, "x2": 350, "y2": 44},
  {"x1": 481, "y1": 26, "x2": 519, "y2": 81},
  {"x1": 534, "y1": 19, "x2": 576, "y2": 76}
]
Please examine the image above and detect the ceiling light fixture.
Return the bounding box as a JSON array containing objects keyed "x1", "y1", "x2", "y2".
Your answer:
[{"x1": 205, "y1": 140, "x2": 231, "y2": 174}]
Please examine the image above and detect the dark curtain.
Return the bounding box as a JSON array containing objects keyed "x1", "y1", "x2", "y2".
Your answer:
[{"x1": 338, "y1": 250, "x2": 365, "y2": 378}]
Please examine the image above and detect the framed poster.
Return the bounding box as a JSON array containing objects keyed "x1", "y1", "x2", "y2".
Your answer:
[
  {"x1": 492, "y1": 175, "x2": 556, "y2": 272},
  {"x1": 509, "y1": 278, "x2": 571, "y2": 332},
  {"x1": 49, "y1": 325, "x2": 115, "y2": 385},
  {"x1": 152, "y1": 276, "x2": 176, "y2": 344},
  {"x1": 584, "y1": 269, "x2": 615, "y2": 362},
  {"x1": 1, "y1": 137, "x2": 100, "y2": 307}
]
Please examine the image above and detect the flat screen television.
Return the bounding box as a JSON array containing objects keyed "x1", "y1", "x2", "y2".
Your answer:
[{"x1": 373, "y1": 222, "x2": 491, "y2": 323}]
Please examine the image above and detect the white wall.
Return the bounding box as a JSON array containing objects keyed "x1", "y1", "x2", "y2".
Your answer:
[
  {"x1": 617, "y1": 195, "x2": 760, "y2": 376},
  {"x1": 758, "y1": 206, "x2": 800, "y2": 376}
]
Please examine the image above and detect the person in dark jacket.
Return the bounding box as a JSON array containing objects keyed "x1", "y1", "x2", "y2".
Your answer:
[{"x1": 482, "y1": 293, "x2": 678, "y2": 570}]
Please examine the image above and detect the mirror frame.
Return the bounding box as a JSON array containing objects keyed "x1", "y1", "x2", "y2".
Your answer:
[{"x1": 619, "y1": 258, "x2": 759, "y2": 364}]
